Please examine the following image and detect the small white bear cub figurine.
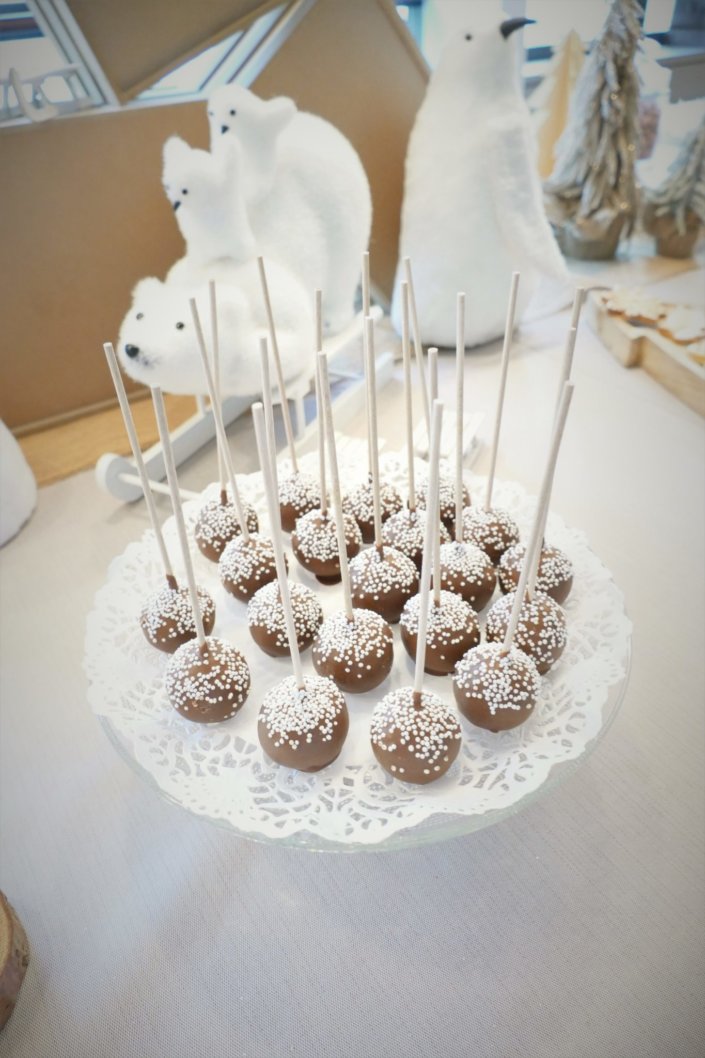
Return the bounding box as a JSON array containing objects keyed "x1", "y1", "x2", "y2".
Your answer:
[{"x1": 117, "y1": 259, "x2": 313, "y2": 397}]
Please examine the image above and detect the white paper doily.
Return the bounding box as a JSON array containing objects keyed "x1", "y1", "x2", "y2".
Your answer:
[{"x1": 85, "y1": 444, "x2": 632, "y2": 851}]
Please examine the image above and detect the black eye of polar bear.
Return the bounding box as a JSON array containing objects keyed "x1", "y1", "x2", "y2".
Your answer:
[
  {"x1": 229, "y1": 108, "x2": 236, "y2": 116},
  {"x1": 176, "y1": 322, "x2": 185, "y2": 330},
  {"x1": 136, "y1": 312, "x2": 144, "y2": 320},
  {"x1": 181, "y1": 188, "x2": 188, "y2": 195},
  {"x1": 465, "y1": 33, "x2": 473, "y2": 41}
]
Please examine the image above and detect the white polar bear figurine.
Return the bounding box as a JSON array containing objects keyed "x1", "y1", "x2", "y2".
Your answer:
[
  {"x1": 391, "y1": 15, "x2": 567, "y2": 348},
  {"x1": 117, "y1": 257, "x2": 313, "y2": 397},
  {"x1": 162, "y1": 134, "x2": 257, "y2": 267},
  {"x1": 208, "y1": 84, "x2": 372, "y2": 335}
]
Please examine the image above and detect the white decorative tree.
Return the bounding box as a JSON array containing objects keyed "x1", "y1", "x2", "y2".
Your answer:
[
  {"x1": 643, "y1": 116, "x2": 705, "y2": 257},
  {"x1": 532, "y1": 30, "x2": 585, "y2": 181},
  {"x1": 544, "y1": 0, "x2": 642, "y2": 259}
]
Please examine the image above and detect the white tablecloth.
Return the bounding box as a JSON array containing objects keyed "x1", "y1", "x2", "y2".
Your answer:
[{"x1": 1, "y1": 263, "x2": 703, "y2": 1058}]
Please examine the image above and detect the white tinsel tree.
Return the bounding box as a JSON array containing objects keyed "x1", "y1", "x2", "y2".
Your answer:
[
  {"x1": 645, "y1": 116, "x2": 705, "y2": 232},
  {"x1": 544, "y1": 0, "x2": 642, "y2": 258}
]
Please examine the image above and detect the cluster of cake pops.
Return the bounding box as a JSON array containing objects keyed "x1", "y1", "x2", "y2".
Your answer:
[{"x1": 103, "y1": 252, "x2": 585, "y2": 786}]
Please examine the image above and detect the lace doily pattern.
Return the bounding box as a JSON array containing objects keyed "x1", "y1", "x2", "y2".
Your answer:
[{"x1": 85, "y1": 444, "x2": 631, "y2": 849}]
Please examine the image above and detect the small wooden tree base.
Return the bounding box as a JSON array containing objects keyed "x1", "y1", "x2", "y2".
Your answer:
[
  {"x1": 0, "y1": 892, "x2": 29, "y2": 1031},
  {"x1": 555, "y1": 212, "x2": 626, "y2": 261},
  {"x1": 643, "y1": 206, "x2": 701, "y2": 259}
]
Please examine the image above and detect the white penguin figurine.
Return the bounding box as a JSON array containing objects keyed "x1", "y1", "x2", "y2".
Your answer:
[
  {"x1": 208, "y1": 84, "x2": 372, "y2": 334},
  {"x1": 391, "y1": 14, "x2": 567, "y2": 347}
]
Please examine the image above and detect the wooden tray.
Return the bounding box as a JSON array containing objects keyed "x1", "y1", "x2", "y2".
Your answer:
[{"x1": 586, "y1": 290, "x2": 705, "y2": 417}]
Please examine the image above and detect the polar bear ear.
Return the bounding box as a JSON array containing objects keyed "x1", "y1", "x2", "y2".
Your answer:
[
  {"x1": 262, "y1": 97, "x2": 296, "y2": 138},
  {"x1": 131, "y1": 276, "x2": 163, "y2": 302},
  {"x1": 163, "y1": 135, "x2": 193, "y2": 175}
]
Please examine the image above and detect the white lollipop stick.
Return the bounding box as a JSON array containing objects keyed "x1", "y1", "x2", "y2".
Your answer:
[
  {"x1": 454, "y1": 293, "x2": 466, "y2": 542},
  {"x1": 364, "y1": 315, "x2": 383, "y2": 551},
  {"x1": 252, "y1": 403, "x2": 305, "y2": 689},
  {"x1": 504, "y1": 382, "x2": 574, "y2": 647},
  {"x1": 570, "y1": 286, "x2": 586, "y2": 332},
  {"x1": 318, "y1": 352, "x2": 354, "y2": 621},
  {"x1": 257, "y1": 256, "x2": 298, "y2": 472},
  {"x1": 362, "y1": 251, "x2": 371, "y2": 317},
  {"x1": 314, "y1": 290, "x2": 327, "y2": 516},
  {"x1": 428, "y1": 347, "x2": 438, "y2": 404},
  {"x1": 485, "y1": 271, "x2": 520, "y2": 511},
  {"x1": 403, "y1": 257, "x2": 431, "y2": 438},
  {"x1": 414, "y1": 399, "x2": 444, "y2": 699},
  {"x1": 189, "y1": 299, "x2": 250, "y2": 543},
  {"x1": 401, "y1": 281, "x2": 416, "y2": 510},
  {"x1": 103, "y1": 343, "x2": 175, "y2": 585},
  {"x1": 151, "y1": 387, "x2": 207, "y2": 647},
  {"x1": 208, "y1": 281, "x2": 227, "y2": 498},
  {"x1": 258, "y1": 335, "x2": 280, "y2": 497}
]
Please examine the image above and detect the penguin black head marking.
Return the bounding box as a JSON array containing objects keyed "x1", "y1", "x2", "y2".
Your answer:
[{"x1": 499, "y1": 17, "x2": 534, "y2": 39}]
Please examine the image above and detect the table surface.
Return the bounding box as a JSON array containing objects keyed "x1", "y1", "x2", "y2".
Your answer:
[{"x1": 1, "y1": 256, "x2": 704, "y2": 1058}]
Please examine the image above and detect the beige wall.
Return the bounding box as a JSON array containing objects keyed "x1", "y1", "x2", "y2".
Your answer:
[{"x1": 1, "y1": 0, "x2": 427, "y2": 430}]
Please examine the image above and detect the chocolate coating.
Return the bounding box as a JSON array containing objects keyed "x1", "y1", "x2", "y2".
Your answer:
[
  {"x1": 461, "y1": 505, "x2": 520, "y2": 564},
  {"x1": 453, "y1": 643, "x2": 541, "y2": 732},
  {"x1": 346, "y1": 477, "x2": 403, "y2": 543},
  {"x1": 219, "y1": 533, "x2": 282, "y2": 602},
  {"x1": 194, "y1": 496, "x2": 258, "y2": 562},
  {"x1": 165, "y1": 636, "x2": 250, "y2": 723},
  {"x1": 485, "y1": 590, "x2": 567, "y2": 674},
  {"x1": 258, "y1": 673, "x2": 349, "y2": 772},
  {"x1": 381, "y1": 506, "x2": 450, "y2": 570},
  {"x1": 292, "y1": 508, "x2": 362, "y2": 583},
  {"x1": 312, "y1": 608, "x2": 394, "y2": 693},
  {"x1": 400, "y1": 589, "x2": 480, "y2": 675},
  {"x1": 370, "y1": 687, "x2": 462, "y2": 784},
  {"x1": 140, "y1": 581, "x2": 215, "y2": 653},
  {"x1": 416, "y1": 476, "x2": 469, "y2": 534},
  {"x1": 247, "y1": 579, "x2": 323, "y2": 656},
  {"x1": 279, "y1": 472, "x2": 320, "y2": 532},
  {"x1": 435, "y1": 540, "x2": 496, "y2": 611},
  {"x1": 349, "y1": 545, "x2": 419, "y2": 624},
  {"x1": 498, "y1": 543, "x2": 573, "y2": 605}
]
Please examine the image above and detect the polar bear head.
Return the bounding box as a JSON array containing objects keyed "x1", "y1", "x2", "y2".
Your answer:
[
  {"x1": 207, "y1": 85, "x2": 296, "y2": 198},
  {"x1": 117, "y1": 276, "x2": 250, "y2": 395},
  {"x1": 162, "y1": 135, "x2": 256, "y2": 260},
  {"x1": 434, "y1": 15, "x2": 533, "y2": 100}
]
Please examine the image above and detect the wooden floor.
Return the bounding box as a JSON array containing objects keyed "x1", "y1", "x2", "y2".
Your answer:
[{"x1": 18, "y1": 394, "x2": 198, "y2": 487}]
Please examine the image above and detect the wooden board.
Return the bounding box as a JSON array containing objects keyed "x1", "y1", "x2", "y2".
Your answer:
[
  {"x1": 586, "y1": 290, "x2": 705, "y2": 417},
  {"x1": 0, "y1": 892, "x2": 29, "y2": 1030}
]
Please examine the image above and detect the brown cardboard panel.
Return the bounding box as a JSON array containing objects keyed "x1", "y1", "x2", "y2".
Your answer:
[
  {"x1": 0, "y1": 103, "x2": 207, "y2": 429},
  {"x1": 67, "y1": 0, "x2": 279, "y2": 99}
]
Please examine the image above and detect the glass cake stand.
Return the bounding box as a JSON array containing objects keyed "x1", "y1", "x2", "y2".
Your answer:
[{"x1": 86, "y1": 461, "x2": 633, "y2": 854}]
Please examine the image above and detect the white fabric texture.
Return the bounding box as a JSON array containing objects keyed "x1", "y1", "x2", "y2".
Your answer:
[{"x1": 1, "y1": 265, "x2": 704, "y2": 1057}]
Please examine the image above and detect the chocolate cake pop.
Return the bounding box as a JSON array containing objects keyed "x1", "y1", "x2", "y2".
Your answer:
[
  {"x1": 498, "y1": 542, "x2": 573, "y2": 605},
  {"x1": 453, "y1": 643, "x2": 541, "y2": 732},
  {"x1": 371, "y1": 399, "x2": 463, "y2": 784},
  {"x1": 194, "y1": 492, "x2": 258, "y2": 562},
  {"x1": 485, "y1": 590, "x2": 567, "y2": 675},
  {"x1": 349, "y1": 544, "x2": 418, "y2": 624},
  {"x1": 166, "y1": 636, "x2": 250, "y2": 723},
  {"x1": 247, "y1": 579, "x2": 323, "y2": 656},
  {"x1": 415, "y1": 476, "x2": 468, "y2": 535},
  {"x1": 310, "y1": 351, "x2": 394, "y2": 694},
  {"x1": 151, "y1": 382, "x2": 250, "y2": 725},
  {"x1": 347, "y1": 477, "x2": 403, "y2": 544},
  {"x1": 400, "y1": 589, "x2": 480, "y2": 676},
  {"x1": 461, "y1": 505, "x2": 519, "y2": 565},
  {"x1": 258, "y1": 673, "x2": 349, "y2": 771},
  {"x1": 140, "y1": 580, "x2": 215, "y2": 653},
  {"x1": 381, "y1": 506, "x2": 450, "y2": 571},
  {"x1": 292, "y1": 507, "x2": 362, "y2": 583},
  {"x1": 219, "y1": 533, "x2": 282, "y2": 602},
  {"x1": 370, "y1": 687, "x2": 462, "y2": 783},
  {"x1": 279, "y1": 471, "x2": 321, "y2": 533},
  {"x1": 435, "y1": 539, "x2": 496, "y2": 611},
  {"x1": 313, "y1": 609, "x2": 393, "y2": 692}
]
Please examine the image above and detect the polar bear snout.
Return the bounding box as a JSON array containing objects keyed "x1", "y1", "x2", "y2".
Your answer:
[{"x1": 124, "y1": 344, "x2": 140, "y2": 359}]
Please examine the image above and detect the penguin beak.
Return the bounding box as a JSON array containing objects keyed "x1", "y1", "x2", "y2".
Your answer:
[{"x1": 499, "y1": 17, "x2": 535, "y2": 39}]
